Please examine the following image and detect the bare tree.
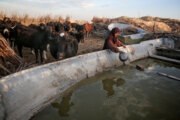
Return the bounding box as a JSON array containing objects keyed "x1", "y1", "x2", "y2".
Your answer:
[
  {"x1": 44, "y1": 14, "x2": 51, "y2": 24},
  {"x1": 65, "y1": 15, "x2": 70, "y2": 22},
  {"x1": 59, "y1": 16, "x2": 64, "y2": 23},
  {"x1": 23, "y1": 14, "x2": 29, "y2": 23}
]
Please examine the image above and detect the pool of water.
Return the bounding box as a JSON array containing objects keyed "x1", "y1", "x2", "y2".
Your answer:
[{"x1": 31, "y1": 59, "x2": 180, "y2": 120}]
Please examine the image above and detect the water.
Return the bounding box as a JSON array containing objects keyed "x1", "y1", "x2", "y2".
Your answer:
[{"x1": 31, "y1": 59, "x2": 180, "y2": 120}]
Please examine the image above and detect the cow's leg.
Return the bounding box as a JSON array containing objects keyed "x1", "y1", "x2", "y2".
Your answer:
[
  {"x1": 9, "y1": 38, "x2": 12, "y2": 47},
  {"x1": 86, "y1": 31, "x2": 88, "y2": 37},
  {"x1": 90, "y1": 30, "x2": 93, "y2": 36},
  {"x1": 40, "y1": 49, "x2": 44, "y2": 63},
  {"x1": 11, "y1": 40, "x2": 14, "y2": 49},
  {"x1": 31, "y1": 48, "x2": 35, "y2": 55},
  {"x1": 12, "y1": 38, "x2": 16, "y2": 50},
  {"x1": 10, "y1": 38, "x2": 15, "y2": 49},
  {"x1": 17, "y1": 45, "x2": 23, "y2": 57},
  {"x1": 6, "y1": 38, "x2": 10, "y2": 46},
  {"x1": 43, "y1": 50, "x2": 47, "y2": 60},
  {"x1": 35, "y1": 49, "x2": 39, "y2": 63},
  {"x1": 81, "y1": 38, "x2": 85, "y2": 43}
]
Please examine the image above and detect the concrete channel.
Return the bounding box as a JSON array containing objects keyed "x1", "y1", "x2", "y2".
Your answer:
[
  {"x1": 108, "y1": 23, "x2": 149, "y2": 40},
  {"x1": 0, "y1": 38, "x2": 171, "y2": 120}
]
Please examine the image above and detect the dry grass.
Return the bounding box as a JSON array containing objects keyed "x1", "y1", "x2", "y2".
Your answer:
[
  {"x1": 0, "y1": 12, "x2": 66, "y2": 26},
  {"x1": 92, "y1": 16, "x2": 111, "y2": 24},
  {"x1": 0, "y1": 12, "x2": 93, "y2": 26},
  {"x1": 0, "y1": 12, "x2": 111, "y2": 26}
]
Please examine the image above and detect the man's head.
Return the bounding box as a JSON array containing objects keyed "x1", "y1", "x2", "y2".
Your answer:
[{"x1": 111, "y1": 27, "x2": 120, "y2": 37}]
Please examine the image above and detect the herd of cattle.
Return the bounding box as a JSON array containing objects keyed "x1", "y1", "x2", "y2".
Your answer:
[{"x1": 0, "y1": 18, "x2": 96, "y2": 63}]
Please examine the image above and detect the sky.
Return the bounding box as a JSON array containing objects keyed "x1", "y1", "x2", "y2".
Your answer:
[{"x1": 0, "y1": 0, "x2": 179, "y2": 20}]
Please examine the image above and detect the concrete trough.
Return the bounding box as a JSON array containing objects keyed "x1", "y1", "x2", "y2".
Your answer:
[
  {"x1": 0, "y1": 38, "x2": 168, "y2": 120},
  {"x1": 123, "y1": 32, "x2": 147, "y2": 40},
  {"x1": 108, "y1": 23, "x2": 147, "y2": 33},
  {"x1": 108, "y1": 23, "x2": 149, "y2": 42}
]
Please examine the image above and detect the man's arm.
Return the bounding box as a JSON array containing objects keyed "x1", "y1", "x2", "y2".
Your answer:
[
  {"x1": 117, "y1": 39, "x2": 126, "y2": 48},
  {"x1": 107, "y1": 38, "x2": 119, "y2": 52}
]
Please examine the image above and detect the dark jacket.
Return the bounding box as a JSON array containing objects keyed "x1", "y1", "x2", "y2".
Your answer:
[{"x1": 103, "y1": 34, "x2": 123, "y2": 52}]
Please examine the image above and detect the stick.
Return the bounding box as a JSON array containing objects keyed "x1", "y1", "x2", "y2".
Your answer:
[
  {"x1": 126, "y1": 63, "x2": 180, "y2": 81},
  {"x1": 157, "y1": 72, "x2": 180, "y2": 81},
  {"x1": 0, "y1": 64, "x2": 11, "y2": 74}
]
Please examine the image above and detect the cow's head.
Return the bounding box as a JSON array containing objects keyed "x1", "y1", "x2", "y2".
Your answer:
[
  {"x1": 3, "y1": 22, "x2": 17, "y2": 39},
  {"x1": 49, "y1": 34, "x2": 66, "y2": 60},
  {"x1": 55, "y1": 23, "x2": 64, "y2": 33},
  {"x1": 50, "y1": 32, "x2": 78, "y2": 60},
  {"x1": 39, "y1": 23, "x2": 46, "y2": 31}
]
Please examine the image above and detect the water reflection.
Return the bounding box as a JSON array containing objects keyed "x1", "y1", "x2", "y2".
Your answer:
[
  {"x1": 116, "y1": 78, "x2": 125, "y2": 87},
  {"x1": 51, "y1": 92, "x2": 74, "y2": 117},
  {"x1": 102, "y1": 77, "x2": 125, "y2": 97}
]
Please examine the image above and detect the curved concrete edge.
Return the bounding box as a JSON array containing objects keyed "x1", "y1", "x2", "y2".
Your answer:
[
  {"x1": 108, "y1": 22, "x2": 149, "y2": 40},
  {"x1": 123, "y1": 32, "x2": 147, "y2": 40},
  {"x1": 108, "y1": 22, "x2": 148, "y2": 34},
  {"x1": 0, "y1": 94, "x2": 5, "y2": 120},
  {"x1": 0, "y1": 38, "x2": 163, "y2": 120}
]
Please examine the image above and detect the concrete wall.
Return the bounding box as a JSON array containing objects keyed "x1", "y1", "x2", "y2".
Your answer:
[
  {"x1": 108, "y1": 23, "x2": 147, "y2": 33},
  {"x1": 123, "y1": 32, "x2": 147, "y2": 40},
  {"x1": 0, "y1": 39, "x2": 163, "y2": 120},
  {"x1": 108, "y1": 23, "x2": 149, "y2": 40},
  {"x1": 0, "y1": 94, "x2": 5, "y2": 120}
]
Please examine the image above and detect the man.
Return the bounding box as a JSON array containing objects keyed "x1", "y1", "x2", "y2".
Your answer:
[{"x1": 103, "y1": 27, "x2": 126, "y2": 53}]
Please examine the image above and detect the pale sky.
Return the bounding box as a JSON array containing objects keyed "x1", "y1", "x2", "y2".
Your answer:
[{"x1": 0, "y1": 0, "x2": 179, "y2": 20}]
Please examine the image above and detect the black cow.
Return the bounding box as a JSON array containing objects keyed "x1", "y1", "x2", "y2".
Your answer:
[
  {"x1": 71, "y1": 23, "x2": 85, "y2": 33},
  {"x1": 55, "y1": 23, "x2": 64, "y2": 32},
  {"x1": 50, "y1": 32, "x2": 78, "y2": 60},
  {"x1": 69, "y1": 32, "x2": 84, "y2": 43},
  {"x1": 70, "y1": 23, "x2": 85, "y2": 42},
  {"x1": 14, "y1": 23, "x2": 52, "y2": 63},
  {"x1": 4, "y1": 26, "x2": 16, "y2": 48},
  {"x1": 46, "y1": 22, "x2": 64, "y2": 33},
  {"x1": 28, "y1": 24, "x2": 39, "y2": 29},
  {"x1": 0, "y1": 22, "x2": 17, "y2": 48}
]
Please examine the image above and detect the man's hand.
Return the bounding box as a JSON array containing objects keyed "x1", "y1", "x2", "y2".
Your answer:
[
  {"x1": 119, "y1": 50, "x2": 124, "y2": 54},
  {"x1": 123, "y1": 44, "x2": 126, "y2": 48}
]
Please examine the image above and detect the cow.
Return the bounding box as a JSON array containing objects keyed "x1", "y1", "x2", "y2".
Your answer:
[
  {"x1": 46, "y1": 22, "x2": 65, "y2": 35},
  {"x1": 84, "y1": 23, "x2": 96, "y2": 37},
  {"x1": 55, "y1": 23, "x2": 64, "y2": 33},
  {"x1": 14, "y1": 23, "x2": 52, "y2": 63},
  {"x1": 0, "y1": 21, "x2": 17, "y2": 49},
  {"x1": 3, "y1": 26, "x2": 16, "y2": 49},
  {"x1": 49, "y1": 32, "x2": 78, "y2": 60},
  {"x1": 71, "y1": 23, "x2": 85, "y2": 33},
  {"x1": 71, "y1": 23, "x2": 86, "y2": 42},
  {"x1": 69, "y1": 31, "x2": 84, "y2": 43},
  {"x1": 64, "y1": 21, "x2": 72, "y2": 32},
  {"x1": 28, "y1": 24, "x2": 39, "y2": 29}
]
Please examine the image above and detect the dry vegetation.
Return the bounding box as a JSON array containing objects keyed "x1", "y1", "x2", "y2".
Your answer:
[
  {"x1": 0, "y1": 12, "x2": 92, "y2": 26},
  {"x1": 92, "y1": 16, "x2": 180, "y2": 34},
  {"x1": 0, "y1": 12, "x2": 65, "y2": 26}
]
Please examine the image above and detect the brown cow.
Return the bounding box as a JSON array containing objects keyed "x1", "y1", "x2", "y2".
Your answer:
[{"x1": 84, "y1": 23, "x2": 96, "y2": 37}]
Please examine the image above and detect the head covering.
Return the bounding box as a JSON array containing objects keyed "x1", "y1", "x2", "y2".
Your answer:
[{"x1": 110, "y1": 27, "x2": 120, "y2": 36}]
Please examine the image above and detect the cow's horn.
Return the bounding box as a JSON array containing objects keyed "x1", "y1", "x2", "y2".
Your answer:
[{"x1": 11, "y1": 24, "x2": 16, "y2": 29}]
